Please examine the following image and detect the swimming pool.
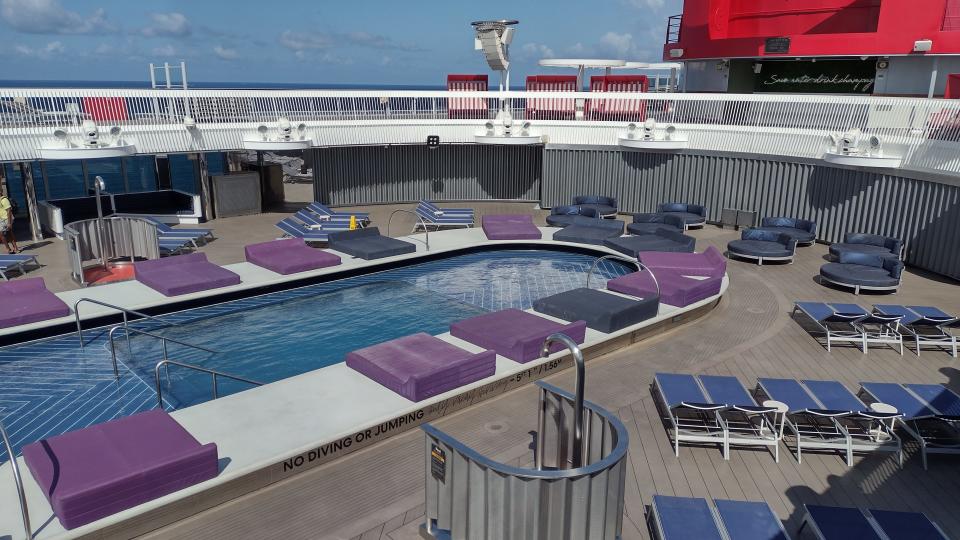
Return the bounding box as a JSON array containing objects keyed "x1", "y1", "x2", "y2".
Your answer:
[{"x1": 0, "y1": 248, "x2": 632, "y2": 459}]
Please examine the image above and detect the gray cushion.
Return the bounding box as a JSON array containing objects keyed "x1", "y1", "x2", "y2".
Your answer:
[
  {"x1": 533, "y1": 287, "x2": 658, "y2": 333},
  {"x1": 820, "y1": 263, "x2": 900, "y2": 288},
  {"x1": 626, "y1": 222, "x2": 680, "y2": 235},
  {"x1": 552, "y1": 217, "x2": 624, "y2": 245},
  {"x1": 829, "y1": 243, "x2": 897, "y2": 259},
  {"x1": 752, "y1": 226, "x2": 815, "y2": 244},
  {"x1": 578, "y1": 203, "x2": 617, "y2": 216},
  {"x1": 661, "y1": 211, "x2": 706, "y2": 226},
  {"x1": 604, "y1": 231, "x2": 696, "y2": 257},
  {"x1": 546, "y1": 205, "x2": 600, "y2": 227},
  {"x1": 727, "y1": 240, "x2": 794, "y2": 259},
  {"x1": 328, "y1": 227, "x2": 417, "y2": 260}
]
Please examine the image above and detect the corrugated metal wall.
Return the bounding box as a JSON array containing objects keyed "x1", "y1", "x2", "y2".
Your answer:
[
  {"x1": 313, "y1": 144, "x2": 541, "y2": 205},
  {"x1": 542, "y1": 148, "x2": 960, "y2": 279}
]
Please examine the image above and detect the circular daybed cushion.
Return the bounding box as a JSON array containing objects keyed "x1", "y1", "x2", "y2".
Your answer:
[
  {"x1": 819, "y1": 262, "x2": 900, "y2": 289},
  {"x1": 829, "y1": 243, "x2": 896, "y2": 259},
  {"x1": 752, "y1": 226, "x2": 815, "y2": 244},
  {"x1": 661, "y1": 211, "x2": 705, "y2": 227},
  {"x1": 577, "y1": 204, "x2": 617, "y2": 217},
  {"x1": 626, "y1": 222, "x2": 681, "y2": 235},
  {"x1": 603, "y1": 235, "x2": 695, "y2": 257},
  {"x1": 547, "y1": 214, "x2": 601, "y2": 227},
  {"x1": 727, "y1": 240, "x2": 794, "y2": 260}
]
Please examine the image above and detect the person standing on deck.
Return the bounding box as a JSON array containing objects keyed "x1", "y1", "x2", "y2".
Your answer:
[{"x1": 0, "y1": 194, "x2": 19, "y2": 254}]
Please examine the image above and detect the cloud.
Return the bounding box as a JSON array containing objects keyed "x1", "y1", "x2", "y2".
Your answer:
[
  {"x1": 623, "y1": 0, "x2": 665, "y2": 8},
  {"x1": 141, "y1": 12, "x2": 190, "y2": 37},
  {"x1": 279, "y1": 30, "x2": 333, "y2": 52},
  {"x1": 341, "y1": 31, "x2": 421, "y2": 51},
  {"x1": 519, "y1": 42, "x2": 555, "y2": 60},
  {"x1": 599, "y1": 31, "x2": 636, "y2": 57},
  {"x1": 213, "y1": 44, "x2": 238, "y2": 60},
  {"x1": 152, "y1": 44, "x2": 176, "y2": 57},
  {"x1": 279, "y1": 29, "x2": 421, "y2": 58},
  {"x1": 14, "y1": 40, "x2": 63, "y2": 58},
  {"x1": 1, "y1": 0, "x2": 113, "y2": 34}
]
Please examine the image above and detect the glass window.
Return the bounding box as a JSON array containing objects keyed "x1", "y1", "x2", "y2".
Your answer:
[
  {"x1": 168, "y1": 154, "x2": 197, "y2": 194},
  {"x1": 205, "y1": 152, "x2": 226, "y2": 176},
  {"x1": 4, "y1": 162, "x2": 49, "y2": 211},
  {"x1": 123, "y1": 156, "x2": 157, "y2": 193},
  {"x1": 41, "y1": 160, "x2": 85, "y2": 200},
  {"x1": 86, "y1": 158, "x2": 125, "y2": 193}
]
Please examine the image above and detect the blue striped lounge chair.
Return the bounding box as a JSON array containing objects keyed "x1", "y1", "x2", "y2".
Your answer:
[
  {"x1": 293, "y1": 210, "x2": 353, "y2": 231},
  {"x1": 875, "y1": 304, "x2": 958, "y2": 357},
  {"x1": 653, "y1": 373, "x2": 727, "y2": 457},
  {"x1": 158, "y1": 237, "x2": 196, "y2": 256},
  {"x1": 275, "y1": 218, "x2": 330, "y2": 242},
  {"x1": 800, "y1": 505, "x2": 947, "y2": 540},
  {"x1": 140, "y1": 216, "x2": 214, "y2": 245},
  {"x1": 859, "y1": 382, "x2": 960, "y2": 469},
  {"x1": 793, "y1": 302, "x2": 902, "y2": 354},
  {"x1": 698, "y1": 375, "x2": 784, "y2": 461},
  {"x1": 306, "y1": 202, "x2": 370, "y2": 223},
  {"x1": 648, "y1": 496, "x2": 788, "y2": 540},
  {"x1": 414, "y1": 200, "x2": 474, "y2": 231},
  {"x1": 0, "y1": 253, "x2": 40, "y2": 280}
]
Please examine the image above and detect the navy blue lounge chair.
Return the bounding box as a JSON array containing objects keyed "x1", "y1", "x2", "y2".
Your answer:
[
  {"x1": 714, "y1": 499, "x2": 789, "y2": 540},
  {"x1": 875, "y1": 304, "x2": 958, "y2": 357},
  {"x1": 0, "y1": 253, "x2": 40, "y2": 280},
  {"x1": 276, "y1": 217, "x2": 331, "y2": 242},
  {"x1": 792, "y1": 302, "x2": 902, "y2": 354},
  {"x1": 294, "y1": 210, "x2": 353, "y2": 231},
  {"x1": 140, "y1": 216, "x2": 214, "y2": 244},
  {"x1": 869, "y1": 509, "x2": 949, "y2": 540},
  {"x1": 801, "y1": 505, "x2": 947, "y2": 540},
  {"x1": 158, "y1": 236, "x2": 196, "y2": 256},
  {"x1": 649, "y1": 495, "x2": 724, "y2": 540},
  {"x1": 414, "y1": 200, "x2": 474, "y2": 230},
  {"x1": 653, "y1": 373, "x2": 727, "y2": 457},
  {"x1": 699, "y1": 375, "x2": 784, "y2": 461},
  {"x1": 657, "y1": 203, "x2": 706, "y2": 230},
  {"x1": 859, "y1": 382, "x2": 960, "y2": 469},
  {"x1": 572, "y1": 195, "x2": 618, "y2": 218},
  {"x1": 306, "y1": 202, "x2": 370, "y2": 223}
]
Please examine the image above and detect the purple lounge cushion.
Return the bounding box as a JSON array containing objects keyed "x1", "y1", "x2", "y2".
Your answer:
[
  {"x1": 481, "y1": 215, "x2": 542, "y2": 240},
  {"x1": 637, "y1": 246, "x2": 726, "y2": 278},
  {"x1": 607, "y1": 269, "x2": 721, "y2": 307},
  {"x1": 135, "y1": 252, "x2": 241, "y2": 297},
  {"x1": 0, "y1": 277, "x2": 70, "y2": 328},
  {"x1": 345, "y1": 332, "x2": 496, "y2": 401},
  {"x1": 450, "y1": 309, "x2": 586, "y2": 363},
  {"x1": 244, "y1": 238, "x2": 341, "y2": 275},
  {"x1": 22, "y1": 409, "x2": 218, "y2": 530}
]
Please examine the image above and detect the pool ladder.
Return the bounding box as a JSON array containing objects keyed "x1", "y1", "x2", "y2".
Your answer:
[{"x1": 1, "y1": 417, "x2": 31, "y2": 540}]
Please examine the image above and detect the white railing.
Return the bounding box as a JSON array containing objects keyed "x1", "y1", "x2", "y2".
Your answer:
[{"x1": 2, "y1": 88, "x2": 960, "y2": 176}]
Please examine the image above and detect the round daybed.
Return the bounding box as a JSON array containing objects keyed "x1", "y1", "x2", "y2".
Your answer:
[
  {"x1": 819, "y1": 252, "x2": 904, "y2": 294},
  {"x1": 603, "y1": 229, "x2": 696, "y2": 258},
  {"x1": 573, "y1": 195, "x2": 618, "y2": 218},
  {"x1": 752, "y1": 216, "x2": 817, "y2": 245},
  {"x1": 726, "y1": 229, "x2": 797, "y2": 265},
  {"x1": 657, "y1": 203, "x2": 707, "y2": 229},
  {"x1": 545, "y1": 205, "x2": 600, "y2": 227},
  {"x1": 626, "y1": 213, "x2": 685, "y2": 235},
  {"x1": 828, "y1": 233, "x2": 902, "y2": 260}
]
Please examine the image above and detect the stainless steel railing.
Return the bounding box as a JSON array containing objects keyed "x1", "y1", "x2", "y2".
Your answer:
[
  {"x1": 154, "y1": 359, "x2": 264, "y2": 409},
  {"x1": 0, "y1": 417, "x2": 31, "y2": 540},
  {"x1": 386, "y1": 209, "x2": 430, "y2": 251},
  {"x1": 540, "y1": 333, "x2": 586, "y2": 468},
  {"x1": 75, "y1": 297, "x2": 180, "y2": 348},
  {"x1": 108, "y1": 325, "x2": 218, "y2": 379},
  {"x1": 586, "y1": 254, "x2": 661, "y2": 301}
]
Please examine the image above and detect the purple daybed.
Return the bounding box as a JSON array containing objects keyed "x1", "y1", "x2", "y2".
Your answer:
[
  {"x1": 637, "y1": 246, "x2": 727, "y2": 278},
  {"x1": 345, "y1": 332, "x2": 496, "y2": 401},
  {"x1": 134, "y1": 252, "x2": 241, "y2": 297},
  {"x1": 22, "y1": 409, "x2": 219, "y2": 530},
  {"x1": 450, "y1": 308, "x2": 586, "y2": 363},
  {"x1": 481, "y1": 215, "x2": 542, "y2": 240},
  {"x1": 0, "y1": 277, "x2": 70, "y2": 329},
  {"x1": 607, "y1": 269, "x2": 722, "y2": 307},
  {"x1": 244, "y1": 238, "x2": 341, "y2": 275}
]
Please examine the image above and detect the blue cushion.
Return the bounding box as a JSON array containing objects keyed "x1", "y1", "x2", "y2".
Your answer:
[
  {"x1": 605, "y1": 229, "x2": 696, "y2": 257},
  {"x1": 761, "y1": 216, "x2": 816, "y2": 235},
  {"x1": 533, "y1": 287, "x2": 658, "y2": 333}
]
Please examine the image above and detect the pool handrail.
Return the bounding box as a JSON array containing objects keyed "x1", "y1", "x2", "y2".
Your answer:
[
  {"x1": 109, "y1": 325, "x2": 219, "y2": 379},
  {"x1": 75, "y1": 297, "x2": 181, "y2": 348},
  {"x1": 540, "y1": 333, "x2": 587, "y2": 468},
  {"x1": 154, "y1": 359, "x2": 265, "y2": 409},
  {"x1": 386, "y1": 209, "x2": 430, "y2": 251},
  {"x1": 586, "y1": 254, "x2": 661, "y2": 299},
  {"x1": 0, "y1": 416, "x2": 31, "y2": 540}
]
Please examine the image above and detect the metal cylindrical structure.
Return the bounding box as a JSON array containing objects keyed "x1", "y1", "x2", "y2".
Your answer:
[
  {"x1": 63, "y1": 216, "x2": 160, "y2": 285},
  {"x1": 422, "y1": 381, "x2": 628, "y2": 540}
]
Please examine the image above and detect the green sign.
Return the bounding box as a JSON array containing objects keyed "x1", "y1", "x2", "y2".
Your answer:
[{"x1": 753, "y1": 60, "x2": 876, "y2": 94}]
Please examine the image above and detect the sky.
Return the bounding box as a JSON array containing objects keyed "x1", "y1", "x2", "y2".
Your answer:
[{"x1": 0, "y1": 0, "x2": 683, "y2": 85}]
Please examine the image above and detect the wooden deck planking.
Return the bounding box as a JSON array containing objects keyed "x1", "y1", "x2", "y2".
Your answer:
[{"x1": 135, "y1": 224, "x2": 960, "y2": 540}]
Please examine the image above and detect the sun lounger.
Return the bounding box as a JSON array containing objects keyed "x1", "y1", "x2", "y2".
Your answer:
[
  {"x1": 0, "y1": 253, "x2": 40, "y2": 280},
  {"x1": 414, "y1": 200, "x2": 474, "y2": 230},
  {"x1": 0, "y1": 277, "x2": 71, "y2": 328},
  {"x1": 158, "y1": 236, "x2": 197, "y2": 256},
  {"x1": 244, "y1": 238, "x2": 341, "y2": 275},
  {"x1": 653, "y1": 373, "x2": 728, "y2": 457},
  {"x1": 293, "y1": 210, "x2": 353, "y2": 231},
  {"x1": 793, "y1": 302, "x2": 902, "y2": 353},
  {"x1": 699, "y1": 375, "x2": 784, "y2": 461},
  {"x1": 276, "y1": 217, "x2": 331, "y2": 242},
  {"x1": 648, "y1": 495, "x2": 724, "y2": 540},
  {"x1": 800, "y1": 505, "x2": 882, "y2": 540},
  {"x1": 327, "y1": 227, "x2": 416, "y2": 260},
  {"x1": 139, "y1": 216, "x2": 214, "y2": 243},
  {"x1": 859, "y1": 382, "x2": 960, "y2": 469},
  {"x1": 714, "y1": 499, "x2": 789, "y2": 540},
  {"x1": 345, "y1": 332, "x2": 496, "y2": 401},
  {"x1": 449, "y1": 308, "x2": 586, "y2": 363},
  {"x1": 306, "y1": 202, "x2": 370, "y2": 223},
  {"x1": 756, "y1": 378, "x2": 856, "y2": 465},
  {"x1": 868, "y1": 509, "x2": 949, "y2": 540},
  {"x1": 905, "y1": 384, "x2": 960, "y2": 417},
  {"x1": 135, "y1": 252, "x2": 241, "y2": 297},
  {"x1": 875, "y1": 304, "x2": 958, "y2": 357},
  {"x1": 22, "y1": 409, "x2": 218, "y2": 530},
  {"x1": 480, "y1": 214, "x2": 542, "y2": 240}
]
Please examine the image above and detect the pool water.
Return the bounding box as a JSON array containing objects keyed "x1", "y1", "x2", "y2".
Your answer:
[{"x1": 0, "y1": 248, "x2": 631, "y2": 459}]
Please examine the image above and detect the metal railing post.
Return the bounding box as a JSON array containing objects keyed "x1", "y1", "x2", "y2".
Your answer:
[
  {"x1": 1, "y1": 418, "x2": 32, "y2": 540},
  {"x1": 386, "y1": 209, "x2": 430, "y2": 251},
  {"x1": 541, "y1": 333, "x2": 586, "y2": 468},
  {"x1": 154, "y1": 359, "x2": 264, "y2": 410}
]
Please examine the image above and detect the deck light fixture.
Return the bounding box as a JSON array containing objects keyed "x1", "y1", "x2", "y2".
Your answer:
[
  {"x1": 82, "y1": 120, "x2": 100, "y2": 148},
  {"x1": 625, "y1": 123, "x2": 637, "y2": 139},
  {"x1": 868, "y1": 135, "x2": 882, "y2": 155},
  {"x1": 664, "y1": 125, "x2": 677, "y2": 141},
  {"x1": 257, "y1": 124, "x2": 268, "y2": 141},
  {"x1": 278, "y1": 117, "x2": 293, "y2": 141},
  {"x1": 643, "y1": 118, "x2": 657, "y2": 140},
  {"x1": 427, "y1": 135, "x2": 440, "y2": 149},
  {"x1": 520, "y1": 121, "x2": 531, "y2": 136},
  {"x1": 183, "y1": 116, "x2": 197, "y2": 130},
  {"x1": 484, "y1": 121, "x2": 495, "y2": 136}
]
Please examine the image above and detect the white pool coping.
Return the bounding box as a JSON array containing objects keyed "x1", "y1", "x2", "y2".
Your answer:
[{"x1": 0, "y1": 227, "x2": 728, "y2": 539}]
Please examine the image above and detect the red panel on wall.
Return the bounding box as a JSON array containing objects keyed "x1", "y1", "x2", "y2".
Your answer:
[
  {"x1": 726, "y1": 0, "x2": 881, "y2": 37},
  {"x1": 82, "y1": 97, "x2": 128, "y2": 121},
  {"x1": 946, "y1": 74, "x2": 960, "y2": 98},
  {"x1": 944, "y1": 0, "x2": 960, "y2": 30}
]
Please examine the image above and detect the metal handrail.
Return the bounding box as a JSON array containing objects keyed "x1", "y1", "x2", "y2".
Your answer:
[
  {"x1": 0, "y1": 418, "x2": 31, "y2": 540},
  {"x1": 154, "y1": 359, "x2": 264, "y2": 409},
  {"x1": 586, "y1": 254, "x2": 661, "y2": 301},
  {"x1": 108, "y1": 326, "x2": 218, "y2": 379},
  {"x1": 386, "y1": 209, "x2": 430, "y2": 251},
  {"x1": 540, "y1": 333, "x2": 586, "y2": 469},
  {"x1": 75, "y1": 297, "x2": 180, "y2": 348}
]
